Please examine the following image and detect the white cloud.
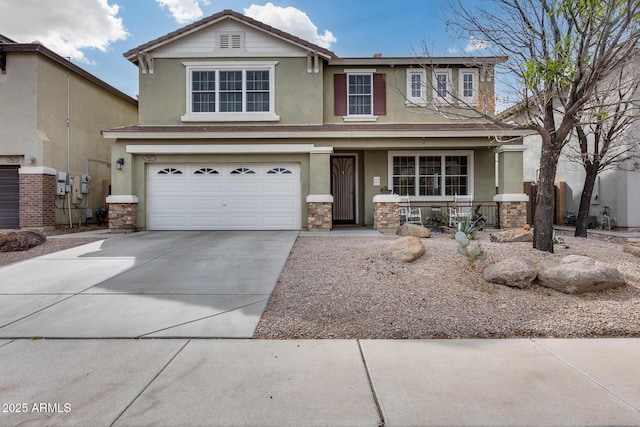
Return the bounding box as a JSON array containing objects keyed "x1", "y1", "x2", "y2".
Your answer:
[
  {"x1": 244, "y1": 2, "x2": 336, "y2": 49},
  {"x1": 155, "y1": 0, "x2": 210, "y2": 24},
  {"x1": 0, "y1": 0, "x2": 128, "y2": 64},
  {"x1": 464, "y1": 36, "x2": 490, "y2": 53}
]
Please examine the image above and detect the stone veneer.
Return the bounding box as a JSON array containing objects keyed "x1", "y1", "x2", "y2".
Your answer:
[
  {"x1": 374, "y1": 201, "x2": 400, "y2": 230},
  {"x1": 307, "y1": 202, "x2": 332, "y2": 231},
  {"x1": 19, "y1": 173, "x2": 56, "y2": 229},
  {"x1": 499, "y1": 201, "x2": 528, "y2": 228},
  {"x1": 108, "y1": 202, "x2": 137, "y2": 233}
]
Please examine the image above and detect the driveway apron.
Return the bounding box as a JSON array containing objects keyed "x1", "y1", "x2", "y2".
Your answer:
[{"x1": 0, "y1": 231, "x2": 298, "y2": 338}]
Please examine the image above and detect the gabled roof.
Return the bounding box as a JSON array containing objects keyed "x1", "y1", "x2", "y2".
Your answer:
[
  {"x1": 123, "y1": 9, "x2": 335, "y2": 63},
  {"x1": 0, "y1": 34, "x2": 17, "y2": 44},
  {"x1": 0, "y1": 40, "x2": 137, "y2": 106}
]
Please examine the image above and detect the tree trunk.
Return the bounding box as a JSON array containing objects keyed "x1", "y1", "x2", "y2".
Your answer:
[
  {"x1": 533, "y1": 142, "x2": 560, "y2": 253},
  {"x1": 574, "y1": 164, "x2": 599, "y2": 238}
]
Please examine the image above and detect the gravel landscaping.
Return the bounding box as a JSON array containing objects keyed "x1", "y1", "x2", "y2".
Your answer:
[{"x1": 254, "y1": 230, "x2": 640, "y2": 339}]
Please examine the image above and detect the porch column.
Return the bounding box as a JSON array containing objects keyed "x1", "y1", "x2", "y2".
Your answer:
[
  {"x1": 373, "y1": 194, "x2": 401, "y2": 231},
  {"x1": 493, "y1": 145, "x2": 529, "y2": 228},
  {"x1": 307, "y1": 147, "x2": 333, "y2": 231},
  {"x1": 106, "y1": 195, "x2": 138, "y2": 233}
]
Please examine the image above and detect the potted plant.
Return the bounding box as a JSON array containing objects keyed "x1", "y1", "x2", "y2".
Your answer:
[{"x1": 380, "y1": 185, "x2": 392, "y2": 194}]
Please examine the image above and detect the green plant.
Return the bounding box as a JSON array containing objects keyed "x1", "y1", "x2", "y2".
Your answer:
[
  {"x1": 446, "y1": 218, "x2": 483, "y2": 240},
  {"x1": 454, "y1": 230, "x2": 486, "y2": 262}
]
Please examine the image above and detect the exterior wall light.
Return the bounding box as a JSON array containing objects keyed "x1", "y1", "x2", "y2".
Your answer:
[{"x1": 116, "y1": 158, "x2": 125, "y2": 170}]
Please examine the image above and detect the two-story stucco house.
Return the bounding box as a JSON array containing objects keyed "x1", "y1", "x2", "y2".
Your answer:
[
  {"x1": 0, "y1": 35, "x2": 138, "y2": 230},
  {"x1": 103, "y1": 9, "x2": 529, "y2": 232}
]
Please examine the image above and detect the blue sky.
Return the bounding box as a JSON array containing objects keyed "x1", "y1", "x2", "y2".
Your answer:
[{"x1": 0, "y1": 0, "x2": 487, "y2": 100}]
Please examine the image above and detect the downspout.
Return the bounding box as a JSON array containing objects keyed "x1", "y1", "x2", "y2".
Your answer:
[{"x1": 66, "y1": 58, "x2": 72, "y2": 228}]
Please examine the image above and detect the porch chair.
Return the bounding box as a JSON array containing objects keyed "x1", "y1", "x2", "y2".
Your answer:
[
  {"x1": 399, "y1": 195, "x2": 423, "y2": 226},
  {"x1": 448, "y1": 194, "x2": 473, "y2": 227}
]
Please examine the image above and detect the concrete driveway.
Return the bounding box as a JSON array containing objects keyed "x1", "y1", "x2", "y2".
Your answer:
[{"x1": 0, "y1": 231, "x2": 298, "y2": 338}]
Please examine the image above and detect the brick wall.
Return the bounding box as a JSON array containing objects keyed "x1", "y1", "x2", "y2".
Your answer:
[
  {"x1": 307, "y1": 201, "x2": 332, "y2": 231},
  {"x1": 19, "y1": 174, "x2": 55, "y2": 229},
  {"x1": 374, "y1": 201, "x2": 400, "y2": 230},
  {"x1": 500, "y1": 201, "x2": 528, "y2": 228},
  {"x1": 108, "y1": 202, "x2": 137, "y2": 233}
]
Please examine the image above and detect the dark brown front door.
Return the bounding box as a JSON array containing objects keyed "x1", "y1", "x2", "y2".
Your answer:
[
  {"x1": 0, "y1": 166, "x2": 19, "y2": 229},
  {"x1": 331, "y1": 156, "x2": 355, "y2": 223}
]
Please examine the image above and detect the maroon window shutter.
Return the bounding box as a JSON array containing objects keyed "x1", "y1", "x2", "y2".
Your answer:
[
  {"x1": 334, "y1": 74, "x2": 347, "y2": 116},
  {"x1": 373, "y1": 73, "x2": 386, "y2": 115}
]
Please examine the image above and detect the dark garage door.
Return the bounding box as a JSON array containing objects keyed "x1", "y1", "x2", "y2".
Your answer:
[{"x1": 0, "y1": 167, "x2": 19, "y2": 229}]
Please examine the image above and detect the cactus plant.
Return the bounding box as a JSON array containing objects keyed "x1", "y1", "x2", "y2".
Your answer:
[{"x1": 454, "y1": 229, "x2": 486, "y2": 262}]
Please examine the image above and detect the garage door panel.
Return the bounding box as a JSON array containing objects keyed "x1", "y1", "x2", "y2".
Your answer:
[
  {"x1": 148, "y1": 163, "x2": 300, "y2": 230},
  {"x1": 262, "y1": 182, "x2": 298, "y2": 193},
  {"x1": 263, "y1": 198, "x2": 297, "y2": 209}
]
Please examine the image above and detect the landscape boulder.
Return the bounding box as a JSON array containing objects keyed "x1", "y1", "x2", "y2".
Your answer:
[
  {"x1": 482, "y1": 257, "x2": 537, "y2": 289},
  {"x1": 387, "y1": 236, "x2": 425, "y2": 262},
  {"x1": 489, "y1": 228, "x2": 534, "y2": 243},
  {"x1": 0, "y1": 230, "x2": 46, "y2": 252},
  {"x1": 396, "y1": 223, "x2": 431, "y2": 238},
  {"x1": 536, "y1": 255, "x2": 626, "y2": 294},
  {"x1": 623, "y1": 238, "x2": 640, "y2": 258}
]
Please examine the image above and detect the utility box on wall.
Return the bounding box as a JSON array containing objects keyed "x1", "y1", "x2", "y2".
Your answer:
[{"x1": 56, "y1": 171, "x2": 67, "y2": 196}]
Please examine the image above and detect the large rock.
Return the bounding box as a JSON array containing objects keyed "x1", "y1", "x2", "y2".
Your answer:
[
  {"x1": 387, "y1": 236, "x2": 425, "y2": 262},
  {"x1": 623, "y1": 238, "x2": 640, "y2": 258},
  {"x1": 489, "y1": 228, "x2": 534, "y2": 243},
  {"x1": 396, "y1": 223, "x2": 431, "y2": 238},
  {"x1": 537, "y1": 255, "x2": 626, "y2": 294},
  {"x1": 483, "y1": 257, "x2": 537, "y2": 289},
  {"x1": 0, "y1": 230, "x2": 46, "y2": 252}
]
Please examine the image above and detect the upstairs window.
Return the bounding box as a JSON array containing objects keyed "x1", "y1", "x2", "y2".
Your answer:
[
  {"x1": 348, "y1": 74, "x2": 372, "y2": 115},
  {"x1": 182, "y1": 61, "x2": 279, "y2": 122},
  {"x1": 406, "y1": 69, "x2": 427, "y2": 106},
  {"x1": 333, "y1": 71, "x2": 386, "y2": 120},
  {"x1": 459, "y1": 69, "x2": 479, "y2": 105},
  {"x1": 433, "y1": 69, "x2": 452, "y2": 103}
]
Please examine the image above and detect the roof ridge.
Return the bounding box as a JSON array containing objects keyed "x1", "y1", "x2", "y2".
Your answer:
[{"x1": 123, "y1": 9, "x2": 335, "y2": 60}]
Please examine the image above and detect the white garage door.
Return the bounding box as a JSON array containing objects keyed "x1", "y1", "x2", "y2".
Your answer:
[{"x1": 147, "y1": 163, "x2": 301, "y2": 230}]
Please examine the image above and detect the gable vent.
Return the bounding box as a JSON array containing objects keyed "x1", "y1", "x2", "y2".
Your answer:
[{"x1": 219, "y1": 33, "x2": 243, "y2": 50}]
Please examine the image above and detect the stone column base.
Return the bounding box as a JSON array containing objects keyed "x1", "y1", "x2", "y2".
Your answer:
[
  {"x1": 373, "y1": 194, "x2": 400, "y2": 231},
  {"x1": 106, "y1": 195, "x2": 138, "y2": 233},
  {"x1": 19, "y1": 167, "x2": 56, "y2": 229},
  {"x1": 306, "y1": 195, "x2": 333, "y2": 231}
]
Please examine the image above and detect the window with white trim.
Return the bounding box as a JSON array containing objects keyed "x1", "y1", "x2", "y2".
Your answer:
[
  {"x1": 459, "y1": 69, "x2": 478, "y2": 105},
  {"x1": 390, "y1": 151, "x2": 473, "y2": 198},
  {"x1": 182, "y1": 61, "x2": 279, "y2": 122},
  {"x1": 348, "y1": 73, "x2": 373, "y2": 116},
  {"x1": 432, "y1": 69, "x2": 452, "y2": 103},
  {"x1": 406, "y1": 69, "x2": 427, "y2": 106}
]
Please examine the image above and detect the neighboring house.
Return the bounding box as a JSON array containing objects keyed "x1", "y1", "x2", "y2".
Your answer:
[
  {"x1": 500, "y1": 102, "x2": 640, "y2": 230},
  {"x1": 102, "y1": 9, "x2": 529, "y2": 232},
  {"x1": 0, "y1": 35, "x2": 138, "y2": 230}
]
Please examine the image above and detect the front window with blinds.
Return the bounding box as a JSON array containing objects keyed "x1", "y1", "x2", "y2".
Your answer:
[
  {"x1": 183, "y1": 61, "x2": 279, "y2": 122},
  {"x1": 391, "y1": 152, "x2": 471, "y2": 197}
]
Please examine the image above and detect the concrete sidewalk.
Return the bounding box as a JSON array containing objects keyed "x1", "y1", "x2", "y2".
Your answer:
[{"x1": 1, "y1": 338, "x2": 638, "y2": 426}]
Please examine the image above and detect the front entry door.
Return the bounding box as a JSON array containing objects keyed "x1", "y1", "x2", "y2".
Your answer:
[{"x1": 331, "y1": 156, "x2": 356, "y2": 223}]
